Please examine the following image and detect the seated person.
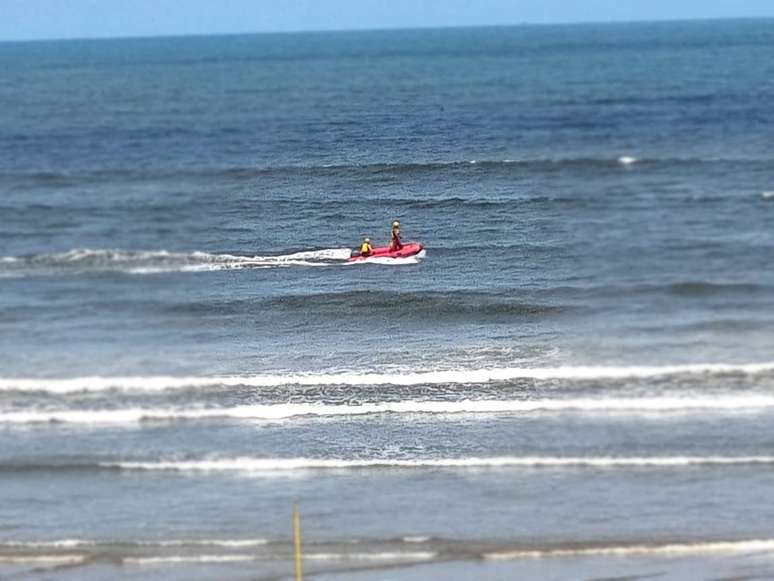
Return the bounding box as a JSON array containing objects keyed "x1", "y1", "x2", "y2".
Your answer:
[{"x1": 359, "y1": 237, "x2": 373, "y2": 256}]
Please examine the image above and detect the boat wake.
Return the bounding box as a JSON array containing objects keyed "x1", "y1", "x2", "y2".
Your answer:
[{"x1": 0, "y1": 248, "x2": 355, "y2": 276}]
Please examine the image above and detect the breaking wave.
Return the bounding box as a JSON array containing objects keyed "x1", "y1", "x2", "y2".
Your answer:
[
  {"x1": 4, "y1": 395, "x2": 774, "y2": 424},
  {"x1": 2, "y1": 362, "x2": 772, "y2": 393},
  {"x1": 1, "y1": 538, "x2": 268, "y2": 548},
  {"x1": 124, "y1": 555, "x2": 255, "y2": 564},
  {"x1": 0, "y1": 555, "x2": 85, "y2": 565},
  {"x1": 485, "y1": 538, "x2": 774, "y2": 560},
  {"x1": 122, "y1": 551, "x2": 436, "y2": 565},
  {"x1": 105, "y1": 456, "x2": 774, "y2": 473},
  {"x1": 2, "y1": 535, "x2": 773, "y2": 568}
]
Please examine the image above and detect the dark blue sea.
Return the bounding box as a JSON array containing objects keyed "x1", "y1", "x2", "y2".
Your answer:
[{"x1": 2, "y1": 19, "x2": 774, "y2": 579}]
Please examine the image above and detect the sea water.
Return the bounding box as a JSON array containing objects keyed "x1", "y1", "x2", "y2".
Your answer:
[{"x1": 1, "y1": 20, "x2": 774, "y2": 579}]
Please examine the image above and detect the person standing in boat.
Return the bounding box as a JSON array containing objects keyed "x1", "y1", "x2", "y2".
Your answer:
[{"x1": 389, "y1": 220, "x2": 402, "y2": 251}]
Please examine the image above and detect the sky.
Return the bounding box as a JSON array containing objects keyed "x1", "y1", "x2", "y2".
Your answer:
[{"x1": 2, "y1": 0, "x2": 774, "y2": 41}]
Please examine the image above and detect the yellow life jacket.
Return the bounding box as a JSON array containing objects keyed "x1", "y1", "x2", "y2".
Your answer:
[{"x1": 360, "y1": 242, "x2": 372, "y2": 254}]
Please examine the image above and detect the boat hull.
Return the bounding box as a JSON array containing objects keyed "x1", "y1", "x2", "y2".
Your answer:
[{"x1": 348, "y1": 242, "x2": 424, "y2": 261}]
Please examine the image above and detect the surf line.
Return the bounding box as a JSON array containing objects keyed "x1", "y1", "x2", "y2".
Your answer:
[
  {"x1": 2, "y1": 394, "x2": 774, "y2": 424},
  {"x1": 2, "y1": 362, "x2": 774, "y2": 392},
  {"x1": 103, "y1": 456, "x2": 774, "y2": 472}
]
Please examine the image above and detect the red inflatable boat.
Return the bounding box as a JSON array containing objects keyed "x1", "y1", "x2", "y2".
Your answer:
[{"x1": 348, "y1": 242, "x2": 425, "y2": 262}]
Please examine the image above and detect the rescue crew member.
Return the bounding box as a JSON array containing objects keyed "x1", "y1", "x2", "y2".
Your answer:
[
  {"x1": 359, "y1": 237, "x2": 373, "y2": 256},
  {"x1": 389, "y1": 220, "x2": 402, "y2": 251}
]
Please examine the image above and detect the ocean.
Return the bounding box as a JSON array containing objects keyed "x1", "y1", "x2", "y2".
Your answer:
[{"x1": 1, "y1": 19, "x2": 774, "y2": 579}]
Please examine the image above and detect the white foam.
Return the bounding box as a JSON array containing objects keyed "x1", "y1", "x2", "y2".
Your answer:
[
  {"x1": 2, "y1": 362, "x2": 772, "y2": 393},
  {"x1": 761, "y1": 191, "x2": 774, "y2": 199},
  {"x1": 155, "y1": 539, "x2": 268, "y2": 548},
  {"x1": 486, "y1": 539, "x2": 774, "y2": 560},
  {"x1": 0, "y1": 247, "x2": 354, "y2": 275},
  {"x1": 0, "y1": 555, "x2": 85, "y2": 565},
  {"x1": 5, "y1": 394, "x2": 774, "y2": 425},
  {"x1": 3, "y1": 539, "x2": 90, "y2": 549},
  {"x1": 123, "y1": 551, "x2": 436, "y2": 565},
  {"x1": 304, "y1": 551, "x2": 436, "y2": 561},
  {"x1": 403, "y1": 536, "x2": 431, "y2": 543},
  {"x1": 1, "y1": 538, "x2": 268, "y2": 548},
  {"x1": 105, "y1": 456, "x2": 774, "y2": 473},
  {"x1": 618, "y1": 156, "x2": 638, "y2": 165},
  {"x1": 124, "y1": 555, "x2": 255, "y2": 565}
]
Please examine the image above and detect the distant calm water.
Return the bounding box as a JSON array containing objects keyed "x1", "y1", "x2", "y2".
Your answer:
[{"x1": 2, "y1": 20, "x2": 774, "y2": 579}]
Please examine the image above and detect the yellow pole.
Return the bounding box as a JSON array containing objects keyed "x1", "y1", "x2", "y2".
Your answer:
[{"x1": 293, "y1": 504, "x2": 303, "y2": 581}]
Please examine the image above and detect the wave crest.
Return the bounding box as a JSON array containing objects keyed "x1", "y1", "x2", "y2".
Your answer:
[
  {"x1": 3, "y1": 395, "x2": 774, "y2": 424},
  {"x1": 2, "y1": 362, "x2": 772, "y2": 393},
  {"x1": 486, "y1": 539, "x2": 774, "y2": 560},
  {"x1": 105, "y1": 456, "x2": 774, "y2": 473}
]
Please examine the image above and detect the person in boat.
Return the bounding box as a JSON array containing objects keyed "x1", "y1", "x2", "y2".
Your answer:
[
  {"x1": 389, "y1": 220, "x2": 402, "y2": 251},
  {"x1": 359, "y1": 237, "x2": 373, "y2": 257}
]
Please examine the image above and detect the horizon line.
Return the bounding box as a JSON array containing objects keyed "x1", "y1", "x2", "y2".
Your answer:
[{"x1": 1, "y1": 15, "x2": 772, "y2": 45}]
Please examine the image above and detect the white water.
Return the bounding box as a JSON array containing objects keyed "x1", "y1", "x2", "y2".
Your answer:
[
  {"x1": 0, "y1": 556, "x2": 85, "y2": 565},
  {"x1": 124, "y1": 555, "x2": 255, "y2": 565},
  {"x1": 304, "y1": 551, "x2": 437, "y2": 561},
  {"x1": 4, "y1": 395, "x2": 774, "y2": 424},
  {"x1": 1, "y1": 538, "x2": 269, "y2": 548},
  {"x1": 2, "y1": 362, "x2": 772, "y2": 393},
  {"x1": 123, "y1": 551, "x2": 436, "y2": 565},
  {"x1": 485, "y1": 538, "x2": 774, "y2": 560},
  {"x1": 105, "y1": 456, "x2": 774, "y2": 473},
  {"x1": 0, "y1": 247, "x2": 356, "y2": 275}
]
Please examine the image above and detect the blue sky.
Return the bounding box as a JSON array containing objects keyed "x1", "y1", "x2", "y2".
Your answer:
[{"x1": 2, "y1": 0, "x2": 774, "y2": 41}]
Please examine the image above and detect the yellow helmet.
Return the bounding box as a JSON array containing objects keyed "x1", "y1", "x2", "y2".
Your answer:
[{"x1": 392, "y1": 221, "x2": 400, "y2": 227}]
